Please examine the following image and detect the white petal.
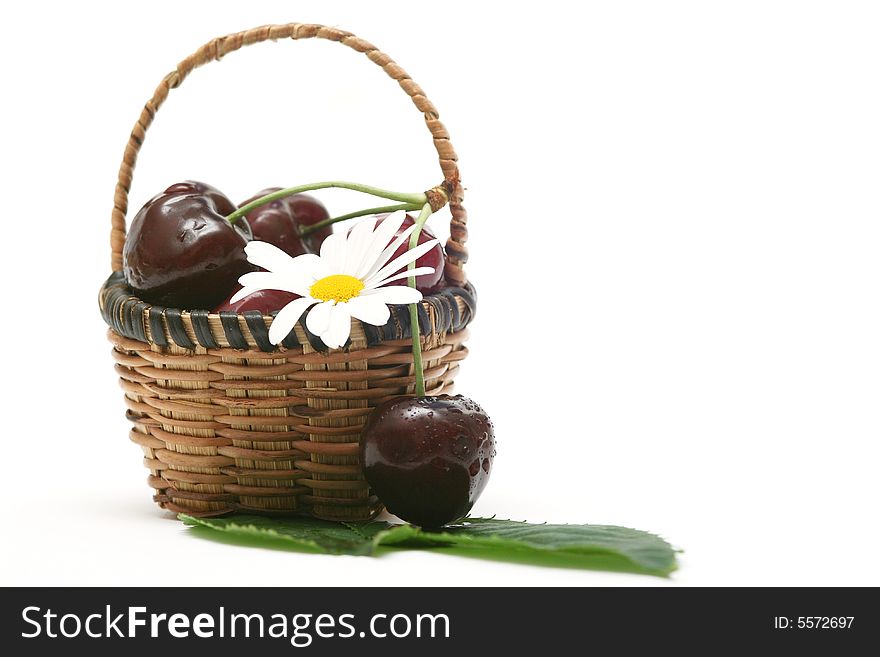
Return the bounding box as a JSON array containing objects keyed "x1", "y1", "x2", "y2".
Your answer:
[
  {"x1": 355, "y1": 211, "x2": 408, "y2": 279},
  {"x1": 244, "y1": 241, "x2": 301, "y2": 274},
  {"x1": 322, "y1": 303, "x2": 353, "y2": 349},
  {"x1": 361, "y1": 285, "x2": 423, "y2": 305},
  {"x1": 237, "y1": 271, "x2": 283, "y2": 290},
  {"x1": 344, "y1": 216, "x2": 378, "y2": 276},
  {"x1": 230, "y1": 271, "x2": 287, "y2": 303},
  {"x1": 361, "y1": 223, "x2": 417, "y2": 282},
  {"x1": 368, "y1": 266, "x2": 435, "y2": 290},
  {"x1": 366, "y1": 238, "x2": 440, "y2": 288},
  {"x1": 289, "y1": 276, "x2": 318, "y2": 298},
  {"x1": 345, "y1": 295, "x2": 391, "y2": 326},
  {"x1": 236, "y1": 269, "x2": 316, "y2": 299},
  {"x1": 305, "y1": 300, "x2": 335, "y2": 336},
  {"x1": 229, "y1": 287, "x2": 257, "y2": 304},
  {"x1": 268, "y1": 297, "x2": 318, "y2": 345},
  {"x1": 287, "y1": 252, "x2": 324, "y2": 272},
  {"x1": 292, "y1": 258, "x2": 331, "y2": 295},
  {"x1": 320, "y1": 232, "x2": 347, "y2": 272}
]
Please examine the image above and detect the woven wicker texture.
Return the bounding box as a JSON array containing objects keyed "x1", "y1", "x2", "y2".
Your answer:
[{"x1": 101, "y1": 23, "x2": 475, "y2": 521}]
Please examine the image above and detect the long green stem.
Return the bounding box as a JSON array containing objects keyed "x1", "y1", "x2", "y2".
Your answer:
[
  {"x1": 408, "y1": 203, "x2": 434, "y2": 397},
  {"x1": 299, "y1": 202, "x2": 423, "y2": 236},
  {"x1": 226, "y1": 181, "x2": 427, "y2": 225}
]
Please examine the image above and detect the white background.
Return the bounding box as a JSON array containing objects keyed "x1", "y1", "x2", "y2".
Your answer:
[{"x1": 1, "y1": 0, "x2": 878, "y2": 587}]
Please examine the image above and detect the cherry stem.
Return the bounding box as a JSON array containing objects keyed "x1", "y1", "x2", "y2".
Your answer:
[
  {"x1": 225, "y1": 182, "x2": 427, "y2": 225},
  {"x1": 408, "y1": 203, "x2": 434, "y2": 397},
  {"x1": 299, "y1": 202, "x2": 423, "y2": 236}
]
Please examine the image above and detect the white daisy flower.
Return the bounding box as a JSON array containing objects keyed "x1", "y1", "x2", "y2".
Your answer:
[{"x1": 231, "y1": 210, "x2": 438, "y2": 348}]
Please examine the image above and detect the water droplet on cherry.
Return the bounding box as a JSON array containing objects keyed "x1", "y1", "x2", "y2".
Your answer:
[{"x1": 360, "y1": 394, "x2": 495, "y2": 528}]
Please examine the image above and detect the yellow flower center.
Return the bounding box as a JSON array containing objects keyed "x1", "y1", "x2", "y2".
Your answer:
[{"x1": 309, "y1": 274, "x2": 365, "y2": 303}]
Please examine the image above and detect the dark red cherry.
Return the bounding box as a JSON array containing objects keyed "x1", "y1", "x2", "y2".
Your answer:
[
  {"x1": 213, "y1": 286, "x2": 301, "y2": 314},
  {"x1": 241, "y1": 188, "x2": 331, "y2": 256},
  {"x1": 123, "y1": 189, "x2": 252, "y2": 309},
  {"x1": 287, "y1": 193, "x2": 332, "y2": 252},
  {"x1": 360, "y1": 394, "x2": 495, "y2": 528},
  {"x1": 241, "y1": 187, "x2": 307, "y2": 257},
  {"x1": 423, "y1": 275, "x2": 448, "y2": 295},
  {"x1": 369, "y1": 214, "x2": 445, "y2": 292},
  {"x1": 164, "y1": 180, "x2": 251, "y2": 241}
]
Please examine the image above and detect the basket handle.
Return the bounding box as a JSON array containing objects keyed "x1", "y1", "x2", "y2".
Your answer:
[{"x1": 109, "y1": 23, "x2": 469, "y2": 286}]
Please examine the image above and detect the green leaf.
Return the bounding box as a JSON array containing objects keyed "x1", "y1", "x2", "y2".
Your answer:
[
  {"x1": 180, "y1": 514, "x2": 394, "y2": 556},
  {"x1": 180, "y1": 514, "x2": 678, "y2": 576},
  {"x1": 415, "y1": 518, "x2": 678, "y2": 575}
]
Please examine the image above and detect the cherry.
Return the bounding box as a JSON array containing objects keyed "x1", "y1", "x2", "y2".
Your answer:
[
  {"x1": 287, "y1": 193, "x2": 333, "y2": 252},
  {"x1": 360, "y1": 394, "x2": 495, "y2": 528},
  {"x1": 368, "y1": 214, "x2": 445, "y2": 292},
  {"x1": 214, "y1": 286, "x2": 301, "y2": 314},
  {"x1": 241, "y1": 188, "x2": 331, "y2": 256},
  {"x1": 423, "y1": 275, "x2": 448, "y2": 295},
  {"x1": 240, "y1": 187, "x2": 307, "y2": 257},
  {"x1": 123, "y1": 186, "x2": 252, "y2": 309},
  {"x1": 164, "y1": 180, "x2": 251, "y2": 241}
]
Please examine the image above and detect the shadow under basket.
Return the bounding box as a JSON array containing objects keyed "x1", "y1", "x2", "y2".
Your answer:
[{"x1": 98, "y1": 23, "x2": 476, "y2": 521}]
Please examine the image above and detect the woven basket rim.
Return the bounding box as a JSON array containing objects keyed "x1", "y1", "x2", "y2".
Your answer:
[{"x1": 100, "y1": 271, "x2": 476, "y2": 353}]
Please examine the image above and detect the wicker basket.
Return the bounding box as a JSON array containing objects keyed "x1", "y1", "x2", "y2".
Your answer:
[{"x1": 99, "y1": 23, "x2": 476, "y2": 521}]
